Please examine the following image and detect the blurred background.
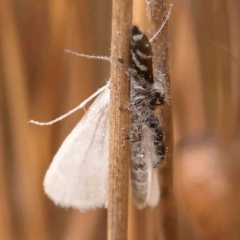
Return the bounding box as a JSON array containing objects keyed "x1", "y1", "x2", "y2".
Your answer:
[{"x1": 1, "y1": 0, "x2": 240, "y2": 239}]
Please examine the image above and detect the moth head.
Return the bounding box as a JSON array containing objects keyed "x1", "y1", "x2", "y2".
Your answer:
[{"x1": 132, "y1": 25, "x2": 141, "y2": 36}]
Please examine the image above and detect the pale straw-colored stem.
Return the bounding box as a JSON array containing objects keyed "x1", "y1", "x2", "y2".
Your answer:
[
  {"x1": 146, "y1": 1, "x2": 178, "y2": 240},
  {"x1": 107, "y1": 0, "x2": 132, "y2": 239}
]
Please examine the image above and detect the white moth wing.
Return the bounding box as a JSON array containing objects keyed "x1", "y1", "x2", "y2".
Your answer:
[
  {"x1": 44, "y1": 88, "x2": 110, "y2": 211},
  {"x1": 142, "y1": 127, "x2": 160, "y2": 207},
  {"x1": 147, "y1": 168, "x2": 160, "y2": 207}
]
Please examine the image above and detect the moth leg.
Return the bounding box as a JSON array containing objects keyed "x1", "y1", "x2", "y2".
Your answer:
[
  {"x1": 119, "y1": 106, "x2": 127, "y2": 111},
  {"x1": 119, "y1": 102, "x2": 130, "y2": 111},
  {"x1": 118, "y1": 58, "x2": 124, "y2": 64},
  {"x1": 118, "y1": 58, "x2": 135, "y2": 77},
  {"x1": 118, "y1": 58, "x2": 136, "y2": 76},
  {"x1": 125, "y1": 134, "x2": 142, "y2": 142}
]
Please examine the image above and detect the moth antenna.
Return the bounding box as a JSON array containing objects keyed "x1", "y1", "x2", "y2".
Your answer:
[
  {"x1": 29, "y1": 82, "x2": 110, "y2": 126},
  {"x1": 64, "y1": 49, "x2": 111, "y2": 62},
  {"x1": 149, "y1": 3, "x2": 173, "y2": 43}
]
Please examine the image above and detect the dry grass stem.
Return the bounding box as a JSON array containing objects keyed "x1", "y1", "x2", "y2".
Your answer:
[
  {"x1": 107, "y1": 0, "x2": 132, "y2": 240},
  {"x1": 146, "y1": 1, "x2": 177, "y2": 239}
]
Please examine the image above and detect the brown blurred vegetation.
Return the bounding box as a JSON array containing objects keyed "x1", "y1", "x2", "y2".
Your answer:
[{"x1": 1, "y1": 0, "x2": 240, "y2": 239}]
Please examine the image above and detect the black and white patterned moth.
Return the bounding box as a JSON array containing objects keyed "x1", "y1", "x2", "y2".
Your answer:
[{"x1": 129, "y1": 25, "x2": 167, "y2": 208}]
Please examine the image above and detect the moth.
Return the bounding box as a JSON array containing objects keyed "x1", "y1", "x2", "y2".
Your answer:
[
  {"x1": 30, "y1": 17, "x2": 171, "y2": 210},
  {"x1": 128, "y1": 26, "x2": 167, "y2": 209}
]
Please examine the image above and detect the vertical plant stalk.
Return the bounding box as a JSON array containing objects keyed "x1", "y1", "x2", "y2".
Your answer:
[
  {"x1": 146, "y1": 1, "x2": 178, "y2": 239},
  {"x1": 108, "y1": 1, "x2": 132, "y2": 240}
]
